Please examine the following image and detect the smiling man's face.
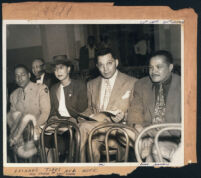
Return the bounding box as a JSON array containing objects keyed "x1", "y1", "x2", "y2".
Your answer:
[{"x1": 149, "y1": 55, "x2": 173, "y2": 83}]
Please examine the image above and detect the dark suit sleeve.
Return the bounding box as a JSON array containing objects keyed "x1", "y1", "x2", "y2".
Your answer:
[
  {"x1": 75, "y1": 81, "x2": 88, "y2": 113},
  {"x1": 127, "y1": 81, "x2": 146, "y2": 127},
  {"x1": 81, "y1": 81, "x2": 93, "y2": 116},
  {"x1": 44, "y1": 73, "x2": 59, "y2": 89},
  {"x1": 49, "y1": 86, "x2": 57, "y2": 118},
  {"x1": 45, "y1": 76, "x2": 52, "y2": 89}
]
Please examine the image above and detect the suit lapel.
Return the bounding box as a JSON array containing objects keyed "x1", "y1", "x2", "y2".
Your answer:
[
  {"x1": 56, "y1": 84, "x2": 61, "y2": 102},
  {"x1": 107, "y1": 72, "x2": 122, "y2": 109},
  {"x1": 165, "y1": 75, "x2": 179, "y2": 122},
  {"x1": 147, "y1": 80, "x2": 155, "y2": 120},
  {"x1": 94, "y1": 77, "x2": 102, "y2": 111},
  {"x1": 43, "y1": 73, "x2": 47, "y2": 82}
]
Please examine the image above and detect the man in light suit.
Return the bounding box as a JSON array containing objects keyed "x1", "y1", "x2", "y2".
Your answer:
[
  {"x1": 79, "y1": 48, "x2": 138, "y2": 162},
  {"x1": 127, "y1": 50, "x2": 181, "y2": 162}
]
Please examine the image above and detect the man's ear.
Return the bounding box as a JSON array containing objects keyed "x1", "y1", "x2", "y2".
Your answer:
[
  {"x1": 115, "y1": 59, "x2": 119, "y2": 67},
  {"x1": 67, "y1": 66, "x2": 71, "y2": 73},
  {"x1": 169, "y1": 64, "x2": 174, "y2": 72},
  {"x1": 28, "y1": 72, "x2": 31, "y2": 78}
]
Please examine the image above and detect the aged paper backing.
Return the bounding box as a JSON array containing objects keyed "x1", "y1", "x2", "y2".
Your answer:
[{"x1": 2, "y1": 2, "x2": 197, "y2": 176}]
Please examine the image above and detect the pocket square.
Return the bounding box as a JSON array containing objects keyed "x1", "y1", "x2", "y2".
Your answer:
[{"x1": 121, "y1": 90, "x2": 131, "y2": 99}]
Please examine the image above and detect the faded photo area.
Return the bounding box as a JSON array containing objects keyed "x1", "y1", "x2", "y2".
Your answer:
[{"x1": 5, "y1": 23, "x2": 182, "y2": 165}]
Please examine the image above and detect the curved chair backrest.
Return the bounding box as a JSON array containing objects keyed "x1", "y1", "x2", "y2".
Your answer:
[
  {"x1": 40, "y1": 119, "x2": 81, "y2": 163},
  {"x1": 134, "y1": 123, "x2": 181, "y2": 162},
  {"x1": 88, "y1": 123, "x2": 138, "y2": 162}
]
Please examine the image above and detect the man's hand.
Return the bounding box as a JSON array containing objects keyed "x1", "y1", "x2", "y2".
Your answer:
[
  {"x1": 108, "y1": 108, "x2": 125, "y2": 123},
  {"x1": 135, "y1": 124, "x2": 143, "y2": 132},
  {"x1": 141, "y1": 138, "x2": 153, "y2": 159},
  {"x1": 48, "y1": 116, "x2": 59, "y2": 123},
  {"x1": 90, "y1": 113, "x2": 110, "y2": 122},
  {"x1": 111, "y1": 110, "x2": 125, "y2": 123}
]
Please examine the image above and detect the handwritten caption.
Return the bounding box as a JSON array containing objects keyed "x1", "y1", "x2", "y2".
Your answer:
[
  {"x1": 13, "y1": 167, "x2": 98, "y2": 176},
  {"x1": 139, "y1": 20, "x2": 184, "y2": 24},
  {"x1": 140, "y1": 162, "x2": 169, "y2": 166}
]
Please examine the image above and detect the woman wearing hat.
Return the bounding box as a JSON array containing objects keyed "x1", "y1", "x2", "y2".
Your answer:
[{"x1": 44, "y1": 55, "x2": 88, "y2": 162}]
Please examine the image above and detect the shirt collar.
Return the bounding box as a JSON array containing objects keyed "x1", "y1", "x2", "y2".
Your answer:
[
  {"x1": 23, "y1": 81, "x2": 33, "y2": 92},
  {"x1": 162, "y1": 74, "x2": 172, "y2": 86},
  {"x1": 60, "y1": 79, "x2": 71, "y2": 88},
  {"x1": 152, "y1": 74, "x2": 172, "y2": 89},
  {"x1": 36, "y1": 72, "x2": 45, "y2": 79},
  {"x1": 102, "y1": 70, "x2": 118, "y2": 84},
  {"x1": 40, "y1": 73, "x2": 45, "y2": 79}
]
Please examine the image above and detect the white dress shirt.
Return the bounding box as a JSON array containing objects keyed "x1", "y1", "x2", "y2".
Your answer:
[
  {"x1": 99, "y1": 70, "x2": 118, "y2": 111},
  {"x1": 58, "y1": 84, "x2": 71, "y2": 117},
  {"x1": 36, "y1": 73, "x2": 45, "y2": 84}
]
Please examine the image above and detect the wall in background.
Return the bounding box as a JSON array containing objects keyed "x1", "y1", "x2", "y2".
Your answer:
[
  {"x1": 6, "y1": 24, "x2": 90, "y2": 83},
  {"x1": 6, "y1": 24, "x2": 181, "y2": 83},
  {"x1": 154, "y1": 24, "x2": 181, "y2": 65}
]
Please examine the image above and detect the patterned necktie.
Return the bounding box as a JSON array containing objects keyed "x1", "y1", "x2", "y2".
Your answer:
[
  {"x1": 101, "y1": 79, "x2": 111, "y2": 111},
  {"x1": 153, "y1": 84, "x2": 166, "y2": 124}
]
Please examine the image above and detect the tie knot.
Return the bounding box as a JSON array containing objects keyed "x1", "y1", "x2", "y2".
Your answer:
[
  {"x1": 159, "y1": 83, "x2": 163, "y2": 91},
  {"x1": 60, "y1": 84, "x2": 64, "y2": 89},
  {"x1": 105, "y1": 79, "x2": 110, "y2": 85}
]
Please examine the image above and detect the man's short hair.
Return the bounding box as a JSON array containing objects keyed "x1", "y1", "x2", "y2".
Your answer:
[
  {"x1": 95, "y1": 48, "x2": 117, "y2": 63},
  {"x1": 149, "y1": 50, "x2": 174, "y2": 65},
  {"x1": 14, "y1": 64, "x2": 30, "y2": 73}
]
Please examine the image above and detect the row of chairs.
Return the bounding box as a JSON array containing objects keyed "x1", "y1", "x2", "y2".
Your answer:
[{"x1": 11, "y1": 120, "x2": 181, "y2": 163}]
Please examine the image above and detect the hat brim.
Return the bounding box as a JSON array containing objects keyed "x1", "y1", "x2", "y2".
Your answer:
[{"x1": 51, "y1": 59, "x2": 73, "y2": 68}]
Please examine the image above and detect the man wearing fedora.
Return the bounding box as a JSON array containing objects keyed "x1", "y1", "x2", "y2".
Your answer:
[
  {"x1": 7, "y1": 64, "x2": 50, "y2": 162},
  {"x1": 44, "y1": 55, "x2": 88, "y2": 162}
]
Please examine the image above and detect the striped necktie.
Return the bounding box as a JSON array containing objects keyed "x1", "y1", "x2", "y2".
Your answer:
[{"x1": 101, "y1": 79, "x2": 111, "y2": 111}]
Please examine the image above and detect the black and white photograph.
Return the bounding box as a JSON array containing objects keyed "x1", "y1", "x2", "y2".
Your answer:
[{"x1": 3, "y1": 21, "x2": 183, "y2": 166}]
